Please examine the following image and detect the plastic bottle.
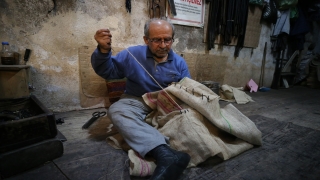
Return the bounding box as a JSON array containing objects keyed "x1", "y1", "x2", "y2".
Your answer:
[{"x1": 1, "y1": 42, "x2": 15, "y2": 65}]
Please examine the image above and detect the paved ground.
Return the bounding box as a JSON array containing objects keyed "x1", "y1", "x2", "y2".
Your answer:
[{"x1": 4, "y1": 85, "x2": 320, "y2": 180}]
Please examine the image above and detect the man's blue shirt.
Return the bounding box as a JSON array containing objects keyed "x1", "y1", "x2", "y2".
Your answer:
[{"x1": 91, "y1": 45, "x2": 191, "y2": 97}]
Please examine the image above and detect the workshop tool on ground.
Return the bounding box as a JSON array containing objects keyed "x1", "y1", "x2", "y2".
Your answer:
[
  {"x1": 82, "y1": 111, "x2": 106, "y2": 129},
  {"x1": 56, "y1": 117, "x2": 65, "y2": 125}
]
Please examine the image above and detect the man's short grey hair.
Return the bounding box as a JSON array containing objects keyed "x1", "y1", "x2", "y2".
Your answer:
[{"x1": 144, "y1": 18, "x2": 175, "y2": 38}]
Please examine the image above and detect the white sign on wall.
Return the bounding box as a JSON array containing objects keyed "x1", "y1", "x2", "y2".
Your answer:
[{"x1": 167, "y1": 0, "x2": 205, "y2": 28}]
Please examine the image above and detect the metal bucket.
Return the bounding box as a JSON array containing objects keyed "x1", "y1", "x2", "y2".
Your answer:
[{"x1": 201, "y1": 81, "x2": 220, "y2": 95}]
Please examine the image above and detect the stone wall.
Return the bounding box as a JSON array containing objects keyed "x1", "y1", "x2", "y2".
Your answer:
[{"x1": 0, "y1": 0, "x2": 278, "y2": 111}]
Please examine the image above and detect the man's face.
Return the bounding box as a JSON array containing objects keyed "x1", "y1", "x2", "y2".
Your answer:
[{"x1": 143, "y1": 20, "x2": 173, "y2": 60}]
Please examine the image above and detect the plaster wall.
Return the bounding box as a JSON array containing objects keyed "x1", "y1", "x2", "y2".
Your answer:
[{"x1": 1, "y1": 0, "x2": 276, "y2": 112}]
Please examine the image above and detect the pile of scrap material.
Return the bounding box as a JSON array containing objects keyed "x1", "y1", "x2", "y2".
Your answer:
[{"x1": 219, "y1": 84, "x2": 254, "y2": 104}]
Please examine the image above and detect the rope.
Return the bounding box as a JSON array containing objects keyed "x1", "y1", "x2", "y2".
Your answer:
[
  {"x1": 125, "y1": 48, "x2": 183, "y2": 110},
  {"x1": 125, "y1": 48, "x2": 233, "y2": 133}
]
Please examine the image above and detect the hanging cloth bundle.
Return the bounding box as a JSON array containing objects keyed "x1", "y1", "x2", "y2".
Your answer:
[
  {"x1": 234, "y1": 0, "x2": 249, "y2": 57},
  {"x1": 224, "y1": 0, "x2": 236, "y2": 45},
  {"x1": 206, "y1": 0, "x2": 249, "y2": 57},
  {"x1": 262, "y1": 0, "x2": 278, "y2": 24},
  {"x1": 233, "y1": 0, "x2": 242, "y2": 36},
  {"x1": 206, "y1": 0, "x2": 223, "y2": 50}
]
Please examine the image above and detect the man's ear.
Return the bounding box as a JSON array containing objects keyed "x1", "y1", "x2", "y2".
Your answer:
[{"x1": 143, "y1": 36, "x2": 149, "y2": 45}]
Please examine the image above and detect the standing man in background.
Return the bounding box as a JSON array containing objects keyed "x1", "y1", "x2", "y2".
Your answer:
[{"x1": 91, "y1": 18, "x2": 191, "y2": 179}]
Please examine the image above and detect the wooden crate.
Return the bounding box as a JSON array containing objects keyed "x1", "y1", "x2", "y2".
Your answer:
[
  {"x1": 0, "y1": 95, "x2": 58, "y2": 153},
  {"x1": 0, "y1": 65, "x2": 30, "y2": 99}
]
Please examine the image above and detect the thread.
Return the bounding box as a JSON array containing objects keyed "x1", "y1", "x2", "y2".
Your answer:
[{"x1": 126, "y1": 48, "x2": 183, "y2": 110}]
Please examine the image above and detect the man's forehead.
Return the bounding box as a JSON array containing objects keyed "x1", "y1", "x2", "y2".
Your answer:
[
  {"x1": 146, "y1": 20, "x2": 172, "y2": 39},
  {"x1": 150, "y1": 20, "x2": 170, "y2": 27},
  {"x1": 149, "y1": 22, "x2": 172, "y2": 33}
]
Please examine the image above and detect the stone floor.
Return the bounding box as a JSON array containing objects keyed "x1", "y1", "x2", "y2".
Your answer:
[{"x1": 3, "y1": 85, "x2": 320, "y2": 180}]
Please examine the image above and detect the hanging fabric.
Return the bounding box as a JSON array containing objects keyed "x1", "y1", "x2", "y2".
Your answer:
[
  {"x1": 234, "y1": 0, "x2": 249, "y2": 57},
  {"x1": 270, "y1": 10, "x2": 290, "y2": 52},
  {"x1": 126, "y1": 0, "x2": 131, "y2": 13},
  {"x1": 224, "y1": 0, "x2": 236, "y2": 45},
  {"x1": 206, "y1": 0, "x2": 222, "y2": 50},
  {"x1": 261, "y1": 0, "x2": 278, "y2": 24},
  {"x1": 168, "y1": 0, "x2": 177, "y2": 16},
  {"x1": 206, "y1": 0, "x2": 250, "y2": 57}
]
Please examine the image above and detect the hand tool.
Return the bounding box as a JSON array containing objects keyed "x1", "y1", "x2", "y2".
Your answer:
[{"x1": 82, "y1": 111, "x2": 106, "y2": 129}]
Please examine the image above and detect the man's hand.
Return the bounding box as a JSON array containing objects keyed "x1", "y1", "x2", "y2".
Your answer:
[{"x1": 94, "y1": 29, "x2": 112, "y2": 53}]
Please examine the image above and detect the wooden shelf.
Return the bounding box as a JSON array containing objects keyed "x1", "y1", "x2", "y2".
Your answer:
[{"x1": 0, "y1": 65, "x2": 30, "y2": 71}]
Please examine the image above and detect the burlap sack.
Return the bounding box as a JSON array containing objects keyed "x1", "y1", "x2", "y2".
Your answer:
[
  {"x1": 165, "y1": 78, "x2": 262, "y2": 145},
  {"x1": 88, "y1": 78, "x2": 262, "y2": 176},
  {"x1": 143, "y1": 77, "x2": 262, "y2": 167},
  {"x1": 220, "y1": 84, "x2": 254, "y2": 104}
]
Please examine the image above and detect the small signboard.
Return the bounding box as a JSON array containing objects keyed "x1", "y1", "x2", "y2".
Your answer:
[{"x1": 167, "y1": 0, "x2": 205, "y2": 28}]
